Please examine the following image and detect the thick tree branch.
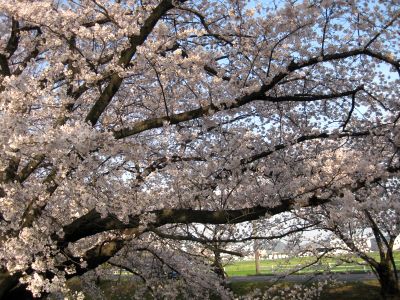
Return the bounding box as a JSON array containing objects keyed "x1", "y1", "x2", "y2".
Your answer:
[
  {"x1": 0, "y1": 18, "x2": 20, "y2": 77},
  {"x1": 85, "y1": 0, "x2": 176, "y2": 126},
  {"x1": 60, "y1": 162, "x2": 400, "y2": 246},
  {"x1": 150, "y1": 221, "x2": 319, "y2": 244},
  {"x1": 113, "y1": 87, "x2": 365, "y2": 139},
  {"x1": 60, "y1": 194, "x2": 325, "y2": 246},
  {"x1": 114, "y1": 48, "x2": 394, "y2": 139}
]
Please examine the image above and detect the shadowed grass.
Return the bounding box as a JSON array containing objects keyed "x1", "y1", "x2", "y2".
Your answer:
[
  {"x1": 56, "y1": 278, "x2": 382, "y2": 300},
  {"x1": 229, "y1": 280, "x2": 381, "y2": 300}
]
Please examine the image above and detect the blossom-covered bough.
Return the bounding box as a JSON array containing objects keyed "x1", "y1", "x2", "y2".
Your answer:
[{"x1": 0, "y1": 0, "x2": 399, "y2": 298}]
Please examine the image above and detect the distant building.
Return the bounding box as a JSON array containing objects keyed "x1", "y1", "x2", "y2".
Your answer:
[
  {"x1": 395, "y1": 237, "x2": 400, "y2": 250},
  {"x1": 261, "y1": 241, "x2": 288, "y2": 259},
  {"x1": 368, "y1": 236, "x2": 400, "y2": 252},
  {"x1": 242, "y1": 241, "x2": 288, "y2": 260}
]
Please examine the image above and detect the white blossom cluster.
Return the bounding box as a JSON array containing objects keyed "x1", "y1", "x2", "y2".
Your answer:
[{"x1": 0, "y1": 0, "x2": 399, "y2": 298}]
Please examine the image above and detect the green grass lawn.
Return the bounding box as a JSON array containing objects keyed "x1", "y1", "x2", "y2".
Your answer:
[{"x1": 225, "y1": 251, "x2": 400, "y2": 276}]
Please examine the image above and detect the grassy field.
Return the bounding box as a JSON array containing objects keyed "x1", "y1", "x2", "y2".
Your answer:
[{"x1": 225, "y1": 252, "x2": 400, "y2": 276}]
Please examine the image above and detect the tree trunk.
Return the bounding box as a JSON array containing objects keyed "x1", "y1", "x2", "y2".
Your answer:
[
  {"x1": 0, "y1": 271, "x2": 19, "y2": 299},
  {"x1": 0, "y1": 271, "x2": 34, "y2": 300},
  {"x1": 2, "y1": 284, "x2": 35, "y2": 300},
  {"x1": 212, "y1": 250, "x2": 226, "y2": 279},
  {"x1": 376, "y1": 264, "x2": 400, "y2": 300},
  {"x1": 255, "y1": 249, "x2": 261, "y2": 275},
  {"x1": 252, "y1": 221, "x2": 261, "y2": 275}
]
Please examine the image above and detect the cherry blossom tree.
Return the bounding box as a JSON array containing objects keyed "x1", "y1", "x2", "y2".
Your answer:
[
  {"x1": 299, "y1": 176, "x2": 400, "y2": 300},
  {"x1": 0, "y1": 0, "x2": 399, "y2": 298}
]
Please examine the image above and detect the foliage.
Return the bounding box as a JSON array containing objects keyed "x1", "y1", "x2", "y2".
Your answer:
[
  {"x1": 55, "y1": 279, "x2": 383, "y2": 300},
  {"x1": 0, "y1": 0, "x2": 399, "y2": 298}
]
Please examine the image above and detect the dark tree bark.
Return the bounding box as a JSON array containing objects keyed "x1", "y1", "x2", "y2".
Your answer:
[
  {"x1": 376, "y1": 263, "x2": 400, "y2": 300},
  {"x1": 0, "y1": 271, "x2": 34, "y2": 300},
  {"x1": 2, "y1": 284, "x2": 35, "y2": 300}
]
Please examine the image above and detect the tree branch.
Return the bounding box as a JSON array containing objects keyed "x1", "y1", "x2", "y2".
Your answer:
[{"x1": 85, "y1": 0, "x2": 177, "y2": 126}]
